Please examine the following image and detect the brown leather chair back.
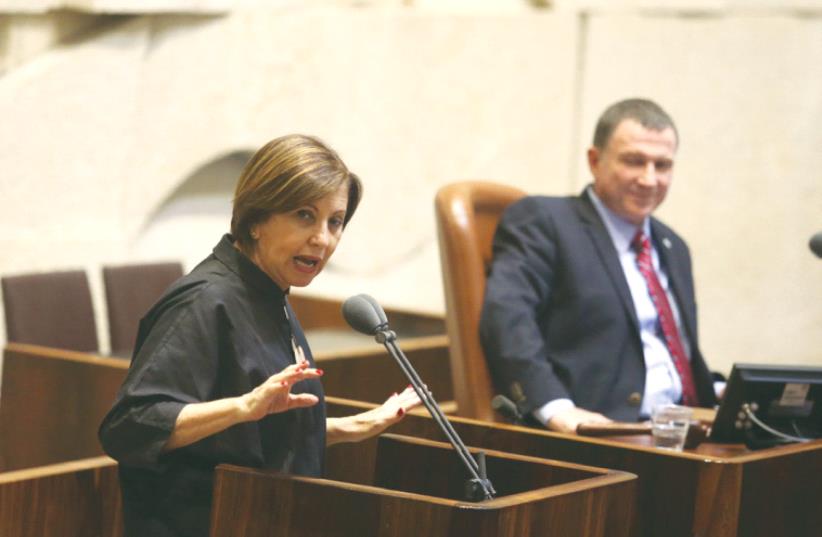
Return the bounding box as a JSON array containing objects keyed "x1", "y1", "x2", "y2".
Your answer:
[
  {"x1": 103, "y1": 262, "x2": 184, "y2": 356},
  {"x1": 2, "y1": 270, "x2": 99, "y2": 352},
  {"x1": 435, "y1": 181, "x2": 526, "y2": 421}
]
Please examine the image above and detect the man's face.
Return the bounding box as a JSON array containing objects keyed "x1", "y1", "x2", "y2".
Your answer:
[{"x1": 588, "y1": 119, "x2": 678, "y2": 226}]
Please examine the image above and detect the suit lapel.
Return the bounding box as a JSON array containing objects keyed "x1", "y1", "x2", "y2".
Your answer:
[
  {"x1": 651, "y1": 219, "x2": 696, "y2": 343},
  {"x1": 575, "y1": 193, "x2": 640, "y2": 333}
]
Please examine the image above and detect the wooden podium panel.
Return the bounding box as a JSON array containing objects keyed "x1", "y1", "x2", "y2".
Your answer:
[
  {"x1": 4, "y1": 342, "x2": 821, "y2": 537},
  {"x1": 0, "y1": 345, "x2": 127, "y2": 471},
  {"x1": 211, "y1": 434, "x2": 636, "y2": 537},
  {"x1": 328, "y1": 398, "x2": 822, "y2": 537},
  {"x1": 314, "y1": 335, "x2": 453, "y2": 406},
  {"x1": 288, "y1": 294, "x2": 445, "y2": 337},
  {"x1": 0, "y1": 342, "x2": 446, "y2": 471},
  {"x1": 0, "y1": 456, "x2": 122, "y2": 537}
]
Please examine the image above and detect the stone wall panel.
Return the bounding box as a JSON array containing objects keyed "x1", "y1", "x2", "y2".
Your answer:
[{"x1": 580, "y1": 13, "x2": 822, "y2": 371}]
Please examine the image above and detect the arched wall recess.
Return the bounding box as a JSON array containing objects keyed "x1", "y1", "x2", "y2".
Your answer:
[{"x1": 132, "y1": 150, "x2": 252, "y2": 267}]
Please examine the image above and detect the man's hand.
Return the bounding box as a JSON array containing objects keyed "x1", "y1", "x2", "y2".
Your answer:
[{"x1": 547, "y1": 407, "x2": 612, "y2": 434}]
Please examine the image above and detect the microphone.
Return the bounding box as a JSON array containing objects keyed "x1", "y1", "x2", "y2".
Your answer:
[
  {"x1": 342, "y1": 294, "x2": 496, "y2": 501},
  {"x1": 340, "y1": 294, "x2": 386, "y2": 335},
  {"x1": 491, "y1": 394, "x2": 524, "y2": 424},
  {"x1": 359, "y1": 294, "x2": 388, "y2": 326},
  {"x1": 810, "y1": 232, "x2": 822, "y2": 259}
]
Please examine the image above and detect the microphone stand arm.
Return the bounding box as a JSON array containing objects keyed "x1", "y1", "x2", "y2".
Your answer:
[{"x1": 375, "y1": 328, "x2": 495, "y2": 501}]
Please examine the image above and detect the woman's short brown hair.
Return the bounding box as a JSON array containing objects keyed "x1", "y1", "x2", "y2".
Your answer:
[{"x1": 231, "y1": 134, "x2": 363, "y2": 249}]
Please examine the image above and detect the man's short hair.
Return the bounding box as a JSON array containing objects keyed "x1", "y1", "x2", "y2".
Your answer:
[{"x1": 592, "y1": 98, "x2": 678, "y2": 150}]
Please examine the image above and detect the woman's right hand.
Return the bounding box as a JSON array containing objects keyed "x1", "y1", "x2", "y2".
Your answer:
[
  {"x1": 238, "y1": 362, "x2": 322, "y2": 422},
  {"x1": 163, "y1": 362, "x2": 322, "y2": 452}
]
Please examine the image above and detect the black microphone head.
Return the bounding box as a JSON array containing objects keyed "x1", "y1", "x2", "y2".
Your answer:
[
  {"x1": 810, "y1": 232, "x2": 822, "y2": 259},
  {"x1": 342, "y1": 294, "x2": 385, "y2": 335},
  {"x1": 359, "y1": 294, "x2": 388, "y2": 326}
]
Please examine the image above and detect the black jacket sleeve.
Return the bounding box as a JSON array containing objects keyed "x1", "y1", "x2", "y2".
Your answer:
[
  {"x1": 479, "y1": 197, "x2": 572, "y2": 412},
  {"x1": 99, "y1": 284, "x2": 226, "y2": 468}
]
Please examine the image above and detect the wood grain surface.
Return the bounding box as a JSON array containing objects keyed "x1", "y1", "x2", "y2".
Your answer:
[
  {"x1": 328, "y1": 397, "x2": 822, "y2": 537},
  {"x1": 4, "y1": 343, "x2": 821, "y2": 537},
  {"x1": 0, "y1": 456, "x2": 122, "y2": 537},
  {"x1": 212, "y1": 434, "x2": 636, "y2": 537}
]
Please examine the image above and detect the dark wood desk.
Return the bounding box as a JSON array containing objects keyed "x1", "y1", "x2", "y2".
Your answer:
[
  {"x1": 0, "y1": 456, "x2": 122, "y2": 537},
  {"x1": 3, "y1": 343, "x2": 820, "y2": 537},
  {"x1": 328, "y1": 398, "x2": 822, "y2": 537},
  {"x1": 0, "y1": 341, "x2": 450, "y2": 471},
  {"x1": 0, "y1": 345, "x2": 127, "y2": 470},
  {"x1": 314, "y1": 334, "x2": 453, "y2": 407},
  {"x1": 288, "y1": 293, "x2": 445, "y2": 337},
  {"x1": 213, "y1": 434, "x2": 636, "y2": 537}
]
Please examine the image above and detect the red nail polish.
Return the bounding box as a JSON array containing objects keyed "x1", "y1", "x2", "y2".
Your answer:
[
  {"x1": 407, "y1": 384, "x2": 412, "y2": 389},
  {"x1": 396, "y1": 408, "x2": 405, "y2": 417},
  {"x1": 315, "y1": 369, "x2": 324, "y2": 376}
]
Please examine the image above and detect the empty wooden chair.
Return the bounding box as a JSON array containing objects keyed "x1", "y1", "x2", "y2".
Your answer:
[
  {"x1": 102, "y1": 262, "x2": 183, "y2": 357},
  {"x1": 2, "y1": 270, "x2": 98, "y2": 352}
]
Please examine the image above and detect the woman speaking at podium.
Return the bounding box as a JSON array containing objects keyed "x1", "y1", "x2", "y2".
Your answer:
[{"x1": 99, "y1": 134, "x2": 419, "y2": 537}]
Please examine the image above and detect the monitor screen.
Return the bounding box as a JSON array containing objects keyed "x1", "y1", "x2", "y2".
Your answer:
[{"x1": 710, "y1": 363, "x2": 822, "y2": 448}]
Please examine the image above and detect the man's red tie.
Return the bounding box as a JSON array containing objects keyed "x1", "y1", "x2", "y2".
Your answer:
[{"x1": 632, "y1": 231, "x2": 698, "y2": 406}]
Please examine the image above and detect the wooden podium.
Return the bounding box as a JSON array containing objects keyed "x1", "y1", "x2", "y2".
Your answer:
[
  {"x1": 328, "y1": 399, "x2": 822, "y2": 537},
  {"x1": 0, "y1": 456, "x2": 122, "y2": 537},
  {"x1": 210, "y1": 434, "x2": 636, "y2": 537},
  {"x1": 4, "y1": 343, "x2": 822, "y2": 537}
]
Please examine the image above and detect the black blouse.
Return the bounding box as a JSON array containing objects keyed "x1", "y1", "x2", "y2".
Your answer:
[{"x1": 99, "y1": 234, "x2": 326, "y2": 537}]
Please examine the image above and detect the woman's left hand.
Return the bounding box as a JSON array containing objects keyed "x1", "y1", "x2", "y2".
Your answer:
[
  {"x1": 326, "y1": 386, "x2": 422, "y2": 446},
  {"x1": 370, "y1": 385, "x2": 423, "y2": 425}
]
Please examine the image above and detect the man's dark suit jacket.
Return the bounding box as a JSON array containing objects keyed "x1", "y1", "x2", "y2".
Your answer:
[{"x1": 479, "y1": 190, "x2": 716, "y2": 422}]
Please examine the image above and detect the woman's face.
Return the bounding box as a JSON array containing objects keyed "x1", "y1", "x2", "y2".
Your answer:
[{"x1": 249, "y1": 183, "x2": 349, "y2": 290}]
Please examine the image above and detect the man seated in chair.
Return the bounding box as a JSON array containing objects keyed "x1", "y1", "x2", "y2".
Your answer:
[{"x1": 479, "y1": 98, "x2": 717, "y2": 433}]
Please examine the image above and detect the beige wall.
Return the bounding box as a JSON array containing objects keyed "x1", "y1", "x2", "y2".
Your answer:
[{"x1": 0, "y1": 3, "x2": 820, "y2": 377}]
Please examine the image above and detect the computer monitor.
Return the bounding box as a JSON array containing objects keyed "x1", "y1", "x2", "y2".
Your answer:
[{"x1": 710, "y1": 363, "x2": 822, "y2": 449}]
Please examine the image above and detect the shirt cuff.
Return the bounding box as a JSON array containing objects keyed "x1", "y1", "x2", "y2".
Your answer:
[{"x1": 532, "y1": 398, "x2": 575, "y2": 426}]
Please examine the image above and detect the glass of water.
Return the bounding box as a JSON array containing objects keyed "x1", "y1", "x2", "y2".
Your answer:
[{"x1": 651, "y1": 404, "x2": 692, "y2": 451}]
